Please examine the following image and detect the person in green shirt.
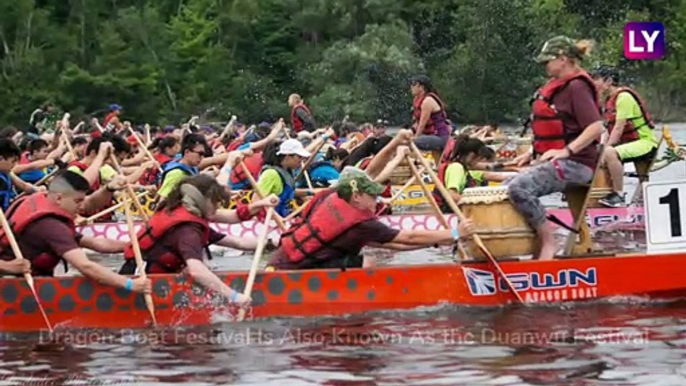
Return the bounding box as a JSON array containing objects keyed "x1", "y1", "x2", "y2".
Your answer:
[
  {"x1": 157, "y1": 134, "x2": 208, "y2": 199},
  {"x1": 257, "y1": 139, "x2": 312, "y2": 217},
  {"x1": 592, "y1": 66, "x2": 658, "y2": 207}
]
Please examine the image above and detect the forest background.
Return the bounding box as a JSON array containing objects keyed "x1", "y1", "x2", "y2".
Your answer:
[{"x1": 0, "y1": 0, "x2": 684, "y2": 128}]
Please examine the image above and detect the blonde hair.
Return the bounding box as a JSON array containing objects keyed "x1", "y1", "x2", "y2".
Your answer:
[{"x1": 572, "y1": 39, "x2": 594, "y2": 60}]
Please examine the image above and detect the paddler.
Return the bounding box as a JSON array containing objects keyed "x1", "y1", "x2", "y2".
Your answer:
[
  {"x1": 268, "y1": 167, "x2": 475, "y2": 270},
  {"x1": 591, "y1": 65, "x2": 659, "y2": 208},
  {"x1": 103, "y1": 104, "x2": 123, "y2": 131},
  {"x1": 0, "y1": 139, "x2": 45, "y2": 210},
  {"x1": 506, "y1": 36, "x2": 603, "y2": 260},
  {"x1": 13, "y1": 139, "x2": 65, "y2": 184},
  {"x1": 0, "y1": 170, "x2": 151, "y2": 295},
  {"x1": 119, "y1": 175, "x2": 279, "y2": 305},
  {"x1": 288, "y1": 94, "x2": 316, "y2": 133},
  {"x1": 157, "y1": 133, "x2": 209, "y2": 200},
  {"x1": 304, "y1": 147, "x2": 349, "y2": 188},
  {"x1": 257, "y1": 139, "x2": 314, "y2": 217},
  {"x1": 140, "y1": 136, "x2": 180, "y2": 186},
  {"x1": 410, "y1": 75, "x2": 451, "y2": 151}
]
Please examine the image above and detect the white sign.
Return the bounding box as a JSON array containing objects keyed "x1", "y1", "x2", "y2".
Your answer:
[{"x1": 644, "y1": 180, "x2": 686, "y2": 252}]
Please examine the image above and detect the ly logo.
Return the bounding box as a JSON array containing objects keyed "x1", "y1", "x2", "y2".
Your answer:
[{"x1": 624, "y1": 22, "x2": 665, "y2": 60}]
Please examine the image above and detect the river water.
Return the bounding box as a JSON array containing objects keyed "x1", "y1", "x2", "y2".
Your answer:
[{"x1": 2, "y1": 124, "x2": 686, "y2": 385}]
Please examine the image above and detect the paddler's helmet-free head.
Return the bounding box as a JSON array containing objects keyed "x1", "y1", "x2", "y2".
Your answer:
[
  {"x1": 336, "y1": 166, "x2": 386, "y2": 213},
  {"x1": 591, "y1": 65, "x2": 621, "y2": 93}
]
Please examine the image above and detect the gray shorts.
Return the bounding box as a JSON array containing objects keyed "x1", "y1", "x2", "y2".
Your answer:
[{"x1": 505, "y1": 160, "x2": 594, "y2": 228}]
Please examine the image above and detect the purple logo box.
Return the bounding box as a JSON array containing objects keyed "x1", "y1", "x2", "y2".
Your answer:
[{"x1": 624, "y1": 22, "x2": 665, "y2": 60}]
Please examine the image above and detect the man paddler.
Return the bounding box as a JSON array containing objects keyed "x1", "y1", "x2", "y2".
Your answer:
[
  {"x1": 591, "y1": 65, "x2": 659, "y2": 208},
  {"x1": 0, "y1": 170, "x2": 151, "y2": 294},
  {"x1": 505, "y1": 36, "x2": 604, "y2": 260},
  {"x1": 288, "y1": 94, "x2": 316, "y2": 133},
  {"x1": 157, "y1": 133, "x2": 208, "y2": 200},
  {"x1": 268, "y1": 167, "x2": 475, "y2": 270}
]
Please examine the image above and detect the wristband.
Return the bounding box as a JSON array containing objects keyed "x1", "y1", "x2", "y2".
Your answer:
[
  {"x1": 322, "y1": 134, "x2": 329, "y2": 140},
  {"x1": 106, "y1": 184, "x2": 117, "y2": 193},
  {"x1": 451, "y1": 228, "x2": 460, "y2": 240},
  {"x1": 230, "y1": 291, "x2": 239, "y2": 303},
  {"x1": 565, "y1": 145, "x2": 574, "y2": 156},
  {"x1": 125, "y1": 278, "x2": 133, "y2": 291}
]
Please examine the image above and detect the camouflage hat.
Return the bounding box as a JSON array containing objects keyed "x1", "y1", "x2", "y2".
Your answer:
[
  {"x1": 336, "y1": 166, "x2": 386, "y2": 199},
  {"x1": 535, "y1": 36, "x2": 577, "y2": 63}
]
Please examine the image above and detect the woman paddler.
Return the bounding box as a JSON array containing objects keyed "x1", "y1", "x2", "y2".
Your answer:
[
  {"x1": 505, "y1": 36, "x2": 604, "y2": 260},
  {"x1": 119, "y1": 174, "x2": 279, "y2": 306},
  {"x1": 267, "y1": 166, "x2": 475, "y2": 270},
  {"x1": 139, "y1": 136, "x2": 180, "y2": 186},
  {"x1": 256, "y1": 139, "x2": 313, "y2": 217},
  {"x1": 410, "y1": 75, "x2": 451, "y2": 151}
]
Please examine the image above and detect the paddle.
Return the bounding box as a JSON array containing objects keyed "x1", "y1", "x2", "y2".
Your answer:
[
  {"x1": 294, "y1": 135, "x2": 329, "y2": 183},
  {"x1": 109, "y1": 154, "x2": 150, "y2": 223},
  {"x1": 239, "y1": 160, "x2": 288, "y2": 232},
  {"x1": 410, "y1": 142, "x2": 525, "y2": 304},
  {"x1": 127, "y1": 126, "x2": 163, "y2": 174},
  {"x1": 236, "y1": 207, "x2": 275, "y2": 322},
  {"x1": 123, "y1": 200, "x2": 157, "y2": 326},
  {"x1": 78, "y1": 191, "x2": 148, "y2": 225},
  {"x1": 406, "y1": 158, "x2": 468, "y2": 261},
  {"x1": 375, "y1": 167, "x2": 424, "y2": 216},
  {"x1": 0, "y1": 207, "x2": 53, "y2": 332}
]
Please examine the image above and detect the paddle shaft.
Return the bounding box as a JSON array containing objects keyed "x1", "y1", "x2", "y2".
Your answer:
[
  {"x1": 128, "y1": 126, "x2": 163, "y2": 174},
  {"x1": 82, "y1": 192, "x2": 148, "y2": 224},
  {"x1": 375, "y1": 169, "x2": 423, "y2": 216},
  {"x1": 123, "y1": 198, "x2": 157, "y2": 326},
  {"x1": 109, "y1": 154, "x2": 150, "y2": 223},
  {"x1": 406, "y1": 159, "x2": 468, "y2": 260},
  {"x1": 294, "y1": 137, "x2": 328, "y2": 183},
  {"x1": 0, "y1": 207, "x2": 53, "y2": 332},
  {"x1": 239, "y1": 160, "x2": 288, "y2": 232},
  {"x1": 237, "y1": 207, "x2": 275, "y2": 322},
  {"x1": 409, "y1": 142, "x2": 525, "y2": 304}
]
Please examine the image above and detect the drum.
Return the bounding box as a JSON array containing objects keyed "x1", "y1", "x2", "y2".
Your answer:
[
  {"x1": 587, "y1": 165, "x2": 612, "y2": 208},
  {"x1": 458, "y1": 186, "x2": 536, "y2": 259}
]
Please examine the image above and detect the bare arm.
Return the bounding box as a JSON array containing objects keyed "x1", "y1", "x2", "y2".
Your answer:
[
  {"x1": 607, "y1": 119, "x2": 626, "y2": 147},
  {"x1": 567, "y1": 121, "x2": 604, "y2": 153},
  {"x1": 185, "y1": 259, "x2": 241, "y2": 301},
  {"x1": 415, "y1": 97, "x2": 439, "y2": 137},
  {"x1": 79, "y1": 236, "x2": 127, "y2": 254},
  {"x1": 63, "y1": 248, "x2": 130, "y2": 289},
  {"x1": 12, "y1": 159, "x2": 54, "y2": 174},
  {"x1": 215, "y1": 235, "x2": 258, "y2": 250}
]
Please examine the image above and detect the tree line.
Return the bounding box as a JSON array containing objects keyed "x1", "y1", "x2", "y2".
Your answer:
[{"x1": 0, "y1": 0, "x2": 684, "y2": 129}]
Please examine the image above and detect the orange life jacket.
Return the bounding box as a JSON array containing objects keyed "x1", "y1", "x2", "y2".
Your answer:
[
  {"x1": 229, "y1": 152, "x2": 263, "y2": 188},
  {"x1": 603, "y1": 87, "x2": 654, "y2": 144},
  {"x1": 280, "y1": 189, "x2": 375, "y2": 263},
  {"x1": 291, "y1": 104, "x2": 312, "y2": 133},
  {"x1": 0, "y1": 193, "x2": 74, "y2": 276},
  {"x1": 123, "y1": 206, "x2": 210, "y2": 274},
  {"x1": 531, "y1": 71, "x2": 599, "y2": 155}
]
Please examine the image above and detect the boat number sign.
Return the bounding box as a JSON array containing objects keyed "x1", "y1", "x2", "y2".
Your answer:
[{"x1": 644, "y1": 180, "x2": 686, "y2": 252}]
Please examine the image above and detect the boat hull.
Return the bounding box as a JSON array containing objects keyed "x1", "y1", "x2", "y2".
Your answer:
[
  {"x1": 78, "y1": 206, "x2": 646, "y2": 242},
  {"x1": 1, "y1": 250, "x2": 684, "y2": 332}
]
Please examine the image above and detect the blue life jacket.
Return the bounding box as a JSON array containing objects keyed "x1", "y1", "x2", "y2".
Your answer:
[
  {"x1": 160, "y1": 161, "x2": 198, "y2": 186},
  {"x1": 300, "y1": 161, "x2": 339, "y2": 188},
  {"x1": 261, "y1": 165, "x2": 295, "y2": 217},
  {"x1": 0, "y1": 172, "x2": 16, "y2": 211},
  {"x1": 17, "y1": 168, "x2": 46, "y2": 185}
]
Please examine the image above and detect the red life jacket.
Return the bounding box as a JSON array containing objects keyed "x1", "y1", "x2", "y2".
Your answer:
[
  {"x1": 531, "y1": 71, "x2": 599, "y2": 155},
  {"x1": 291, "y1": 104, "x2": 312, "y2": 133},
  {"x1": 19, "y1": 152, "x2": 31, "y2": 164},
  {"x1": 123, "y1": 206, "x2": 211, "y2": 274},
  {"x1": 103, "y1": 112, "x2": 119, "y2": 130},
  {"x1": 0, "y1": 193, "x2": 75, "y2": 276},
  {"x1": 603, "y1": 87, "x2": 654, "y2": 144},
  {"x1": 229, "y1": 152, "x2": 263, "y2": 187},
  {"x1": 412, "y1": 92, "x2": 447, "y2": 136},
  {"x1": 280, "y1": 189, "x2": 375, "y2": 262},
  {"x1": 226, "y1": 139, "x2": 243, "y2": 152},
  {"x1": 440, "y1": 136, "x2": 456, "y2": 164},
  {"x1": 357, "y1": 156, "x2": 373, "y2": 170},
  {"x1": 140, "y1": 153, "x2": 173, "y2": 186}
]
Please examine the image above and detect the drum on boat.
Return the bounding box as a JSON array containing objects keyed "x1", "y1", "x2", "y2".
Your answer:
[{"x1": 458, "y1": 186, "x2": 535, "y2": 259}]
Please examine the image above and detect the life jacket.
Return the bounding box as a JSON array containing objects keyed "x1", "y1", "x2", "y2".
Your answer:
[
  {"x1": 291, "y1": 104, "x2": 312, "y2": 133},
  {"x1": 0, "y1": 172, "x2": 14, "y2": 211},
  {"x1": 123, "y1": 205, "x2": 210, "y2": 274},
  {"x1": 412, "y1": 92, "x2": 449, "y2": 137},
  {"x1": 307, "y1": 161, "x2": 339, "y2": 187},
  {"x1": 229, "y1": 152, "x2": 263, "y2": 189},
  {"x1": 17, "y1": 152, "x2": 47, "y2": 185},
  {"x1": 355, "y1": 156, "x2": 373, "y2": 170},
  {"x1": 261, "y1": 165, "x2": 296, "y2": 217},
  {"x1": 159, "y1": 161, "x2": 198, "y2": 187},
  {"x1": 140, "y1": 153, "x2": 173, "y2": 186},
  {"x1": 226, "y1": 139, "x2": 244, "y2": 152},
  {"x1": 103, "y1": 112, "x2": 119, "y2": 131},
  {"x1": 0, "y1": 193, "x2": 73, "y2": 276},
  {"x1": 432, "y1": 162, "x2": 476, "y2": 212},
  {"x1": 440, "y1": 136, "x2": 456, "y2": 164},
  {"x1": 531, "y1": 71, "x2": 599, "y2": 155},
  {"x1": 604, "y1": 87, "x2": 654, "y2": 144},
  {"x1": 280, "y1": 189, "x2": 375, "y2": 263}
]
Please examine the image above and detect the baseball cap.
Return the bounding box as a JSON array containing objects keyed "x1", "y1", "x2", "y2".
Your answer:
[
  {"x1": 535, "y1": 36, "x2": 578, "y2": 63},
  {"x1": 336, "y1": 166, "x2": 386, "y2": 199},
  {"x1": 277, "y1": 139, "x2": 311, "y2": 158},
  {"x1": 109, "y1": 104, "x2": 122, "y2": 111}
]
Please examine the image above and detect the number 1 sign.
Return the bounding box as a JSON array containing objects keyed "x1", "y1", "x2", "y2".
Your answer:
[{"x1": 644, "y1": 180, "x2": 686, "y2": 252}]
